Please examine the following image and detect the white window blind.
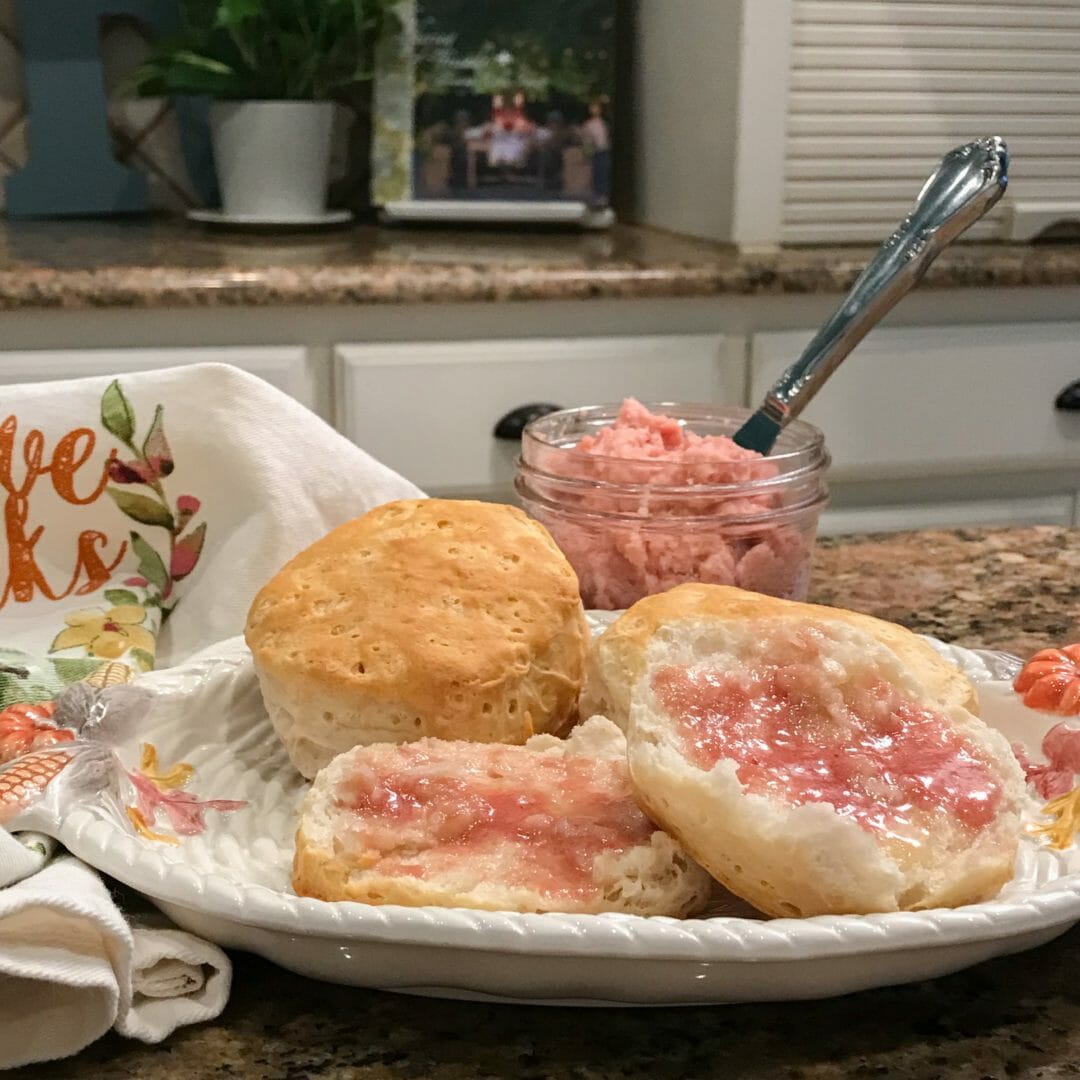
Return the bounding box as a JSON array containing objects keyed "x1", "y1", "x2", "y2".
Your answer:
[{"x1": 783, "y1": 0, "x2": 1080, "y2": 243}]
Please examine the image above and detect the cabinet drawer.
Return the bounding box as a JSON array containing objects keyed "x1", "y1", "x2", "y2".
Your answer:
[
  {"x1": 752, "y1": 324, "x2": 1080, "y2": 478},
  {"x1": 337, "y1": 335, "x2": 740, "y2": 494},
  {"x1": 0, "y1": 347, "x2": 320, "y2": 410}
]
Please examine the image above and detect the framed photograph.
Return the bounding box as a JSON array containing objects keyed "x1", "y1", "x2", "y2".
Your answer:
[{"x1": 372, "y1": 0, "x2": 616, "y2": 226}]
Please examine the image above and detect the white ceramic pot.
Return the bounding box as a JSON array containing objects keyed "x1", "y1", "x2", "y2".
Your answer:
[{"x1": 209, "y1": 100, "x2": 335, "y2": 219}]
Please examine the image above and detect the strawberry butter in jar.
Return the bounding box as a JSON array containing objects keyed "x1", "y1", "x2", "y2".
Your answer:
[{"x1": 515, "y1": 399, "x2": 830, "y2": 610}]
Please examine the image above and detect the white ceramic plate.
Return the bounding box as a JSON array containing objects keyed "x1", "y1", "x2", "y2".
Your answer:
[{"x1": 15, "y1": 621, "x2": 1080, "y2": 1005}]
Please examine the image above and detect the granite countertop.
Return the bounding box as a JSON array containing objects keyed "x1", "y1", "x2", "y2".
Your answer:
[
  {"x1": 10, "y1": 525, "x2": 1080, "y2": 1080},
  {"x1": 1, "y1": 217, "x2": 1080, "y2": 310}
]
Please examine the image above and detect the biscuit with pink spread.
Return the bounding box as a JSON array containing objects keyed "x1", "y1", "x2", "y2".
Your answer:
[
  {"x1": 582, "y1": 583, "x2": 979, "y2": 731},
  {"x1": 293, "y1": 716, "x2": 712, "y2": 916},
  {"x1": 617, "y1": 585, "x2": 1025, "y2": 917}
]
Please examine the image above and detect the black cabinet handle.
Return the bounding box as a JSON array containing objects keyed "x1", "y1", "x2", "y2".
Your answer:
[
  {"x1": 493, "y1": 402, "x2": 563, "y2": 440},
  {"x1": 1056, "y1": 380, "x2": 1080, "y2": 411}
]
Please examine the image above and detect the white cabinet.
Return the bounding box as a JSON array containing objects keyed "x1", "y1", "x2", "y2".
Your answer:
[
  {"x1": 2, "y1": 319, "x2": 1074, "y2": 529},
  {"x1": 752, "y1": 323, "x2": 1080, "y2": 478},
  {"x1": 635, "y1": 0, "x2": 1080, "y2": 244},
  {"x1": 337, "y1": 335, "x2": 741, "y2": 494},
  {"x1": 0, "y1": 347, "x2": 321, "y2": 410}
]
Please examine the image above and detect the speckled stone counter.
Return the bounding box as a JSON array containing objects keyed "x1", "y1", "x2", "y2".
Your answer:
[
  {"x1": 9, "y1": 526, "x2": 1080, "y2": 1080},
  {"x1": 0, "y1": 218, "x2": 1079, "y2": 309},
  {"x1": 812, "y1": 526, "x2": 1080, "y2": 660}
]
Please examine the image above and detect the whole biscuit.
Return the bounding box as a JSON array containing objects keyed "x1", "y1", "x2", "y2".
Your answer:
[{"x1": 245, "y1": 499, "x2": 589, "y2": 778}]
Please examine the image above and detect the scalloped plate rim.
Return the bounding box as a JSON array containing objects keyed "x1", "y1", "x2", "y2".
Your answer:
[{"x1": 31, "y1": 636, "x2": 1080, "y2": 968}]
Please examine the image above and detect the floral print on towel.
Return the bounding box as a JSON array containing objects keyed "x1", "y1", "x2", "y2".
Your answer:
[
  {"x1": 50, "y1": 604, "x2": 156, "y2": 667},
  {"x1": 0, "y1": 377, "x2": 235, "y2": 843},
  {"x1": 42, "y1": 378, "x2": 209, "y2": 673}
]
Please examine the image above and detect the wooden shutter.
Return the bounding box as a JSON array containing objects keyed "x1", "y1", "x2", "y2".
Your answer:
[{"x1": 783, "y1": 0, "x2": 1080, "y2": 243}]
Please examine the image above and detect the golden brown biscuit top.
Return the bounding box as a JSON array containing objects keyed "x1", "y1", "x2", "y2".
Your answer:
[
  {"x1": 244, "y1": 499, "x2": 583, "y2": 704},
  {"x1": 600, "y1": 582, "x2": 979, "y2": 716}
]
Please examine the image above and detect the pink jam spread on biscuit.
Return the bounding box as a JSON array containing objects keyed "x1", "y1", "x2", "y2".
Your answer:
[
  {"x1": 342, "y1": 741, "x2": 655, "y2": 901},
  {"x1": 652, "y1": 663, "x2": 1002, "y2": 838},
  {"x1": 533, "y1": 399, "x2": 814, "y2": 609}
]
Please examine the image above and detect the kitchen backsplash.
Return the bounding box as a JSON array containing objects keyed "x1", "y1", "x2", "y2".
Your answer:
[
  {"x1": 0, "y1": 0, "x2": 361, "y2": 216},
  {"x1": 0, "y1": 0, "x2": 25, "y2": 210}
]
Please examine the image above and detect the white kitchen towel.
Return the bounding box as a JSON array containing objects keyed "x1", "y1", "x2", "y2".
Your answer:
[
  {"x1": 0, "y1": 363, "x2": 424, "y2": 1067},
  {"x1": 117, "y1": 920, "x2": 231, "y2": 1044},
  {"x1": 0, "y1": 837, "x2": 230, "y2": 1068},
  {"x1": 0, "y1": 362, "x2": 423, "y2": 669},
  {"x1": 0, "y1": 830, "x2": 52, "y2": 888}
]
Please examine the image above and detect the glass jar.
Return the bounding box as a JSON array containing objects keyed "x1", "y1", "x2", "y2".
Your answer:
[{"x1": 515, "y1": 402, "x2": 830, "y2": 610}]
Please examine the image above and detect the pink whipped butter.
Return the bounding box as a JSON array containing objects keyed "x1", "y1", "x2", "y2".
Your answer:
[
  {"x1": 343, "y1": 740, "x2": 655, "y2": 901},
  {"x1": 653, "y1": 663, "x2": 1002, "y2": 839},
  {"x1": 531, "y1": 399, "x2": 815, "y2": 609},
  {"x1": 577, "y1": 398, "x2": 775, "y2": 490}
]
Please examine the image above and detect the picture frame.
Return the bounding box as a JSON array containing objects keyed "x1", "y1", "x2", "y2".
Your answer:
[{"x1": 372, "y1": 0, "x2": 616, "y2": 227}]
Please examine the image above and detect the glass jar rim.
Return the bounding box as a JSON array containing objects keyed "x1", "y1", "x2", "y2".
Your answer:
[
  {"x1": 515, "y1": 474, "x2": 830, "y2": 530},
  {"x1": 521, "y1": 401, "x2": 827, "y2": 480},
  {"x1": 521, "y1": 401, "x2": 828, "y2": 495},
  {"x1": 516, "y1": 448, "x2": 830, "y2": 500}
]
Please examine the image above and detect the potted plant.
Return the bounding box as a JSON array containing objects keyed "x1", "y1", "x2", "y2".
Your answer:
[{"x1": 127, "y1": 0, "x2": 399, "y2": 220}]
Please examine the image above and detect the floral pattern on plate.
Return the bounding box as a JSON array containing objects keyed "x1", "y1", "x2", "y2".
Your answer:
[{"x1": 0, "y1": 667, "x2": 244, "y2": 842}]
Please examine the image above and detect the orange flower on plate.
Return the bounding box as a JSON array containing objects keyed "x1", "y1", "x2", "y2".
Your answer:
[
  {"x1": 0, "y1": 702, "x2": 74, "y2": 765},
  {"x1": 1014, "y1": 644, "x2": 1080, "y2": 716},
  {"x1": 49, "y1": 605, "x2": 155, "y2": 661}
]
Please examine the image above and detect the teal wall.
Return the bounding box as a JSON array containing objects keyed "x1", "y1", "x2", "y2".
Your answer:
[{"x1": 6, "y1": 1, "x2": 181, "y2": 217}]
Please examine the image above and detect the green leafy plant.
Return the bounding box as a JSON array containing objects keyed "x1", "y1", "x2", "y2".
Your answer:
[{"x1": 125, "y1": 0, "x2": 401, "y2": 101}]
